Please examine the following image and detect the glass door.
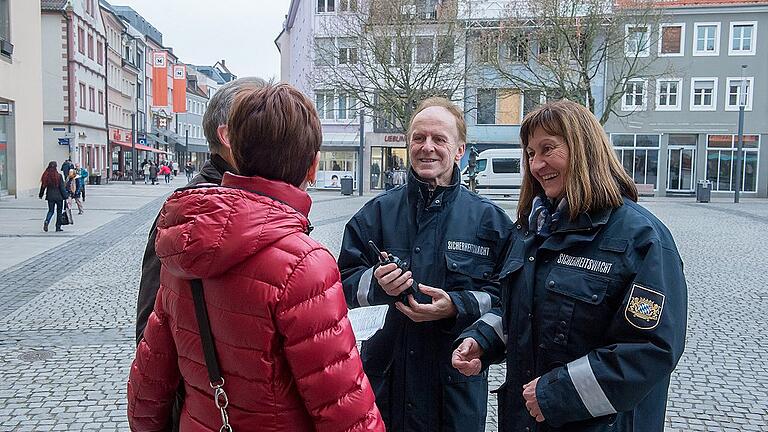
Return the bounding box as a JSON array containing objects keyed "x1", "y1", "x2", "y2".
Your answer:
[{"x1": 667, "y1": 147, "x2": 695, "y2": 192}]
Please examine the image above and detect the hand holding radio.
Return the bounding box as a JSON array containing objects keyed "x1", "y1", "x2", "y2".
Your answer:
[{"x1": 368, "y1": 241, "x2": 419, "y2": 301}]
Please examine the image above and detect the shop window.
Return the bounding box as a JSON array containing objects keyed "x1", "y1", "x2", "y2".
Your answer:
[
  {"x1": 706, "y1": 134, "x2": 759, "y2": 192},
  {"x1": 611, "y1": 134, "x2": 660, "y2": 188},
  {"x1": 659, "y1": 23, "x2": 684, "y2": 56}
]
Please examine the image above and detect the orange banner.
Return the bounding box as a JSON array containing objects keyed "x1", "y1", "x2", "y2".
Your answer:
[
  {"x1": 152, "y1": 51, "x2": 168, "y2": 107},
  {"x1": 172, "y1": 64, "x2": 187, "y2": 113}
]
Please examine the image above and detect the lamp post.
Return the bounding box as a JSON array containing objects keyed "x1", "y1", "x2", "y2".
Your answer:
[
  {"x1": 734, "y1": 64, "x2": 748, "y2": 203},
  {"x1": 358, "y1": 109, "x2": 364, "y2": 196},
  {"x1": 131, "y1": 113, "x2": 136, "y2": 185}
]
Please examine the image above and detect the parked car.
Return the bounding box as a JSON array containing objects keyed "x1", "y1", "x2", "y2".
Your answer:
[{"x1": 461, "y1": 148, "x2": 524, "y2": 198}]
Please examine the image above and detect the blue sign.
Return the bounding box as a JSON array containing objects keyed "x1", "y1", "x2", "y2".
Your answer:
[
  {"x1": 52, "y1": 127, "x2": 66, "y2": 132},
  {"x1": 58, "y1": 138, "x2": 70, "y2": 146},
  {"x1": 138, "y1": 138, "x2": 147, "y2": 145}
]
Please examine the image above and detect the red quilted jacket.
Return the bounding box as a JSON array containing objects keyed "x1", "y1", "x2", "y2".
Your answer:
[{"x1": 127, "y1": 173, "x2": 384, "y2": 432}]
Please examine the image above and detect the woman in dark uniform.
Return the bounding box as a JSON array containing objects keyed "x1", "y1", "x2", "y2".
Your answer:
[{"x1": 453, "y1": 100, "x2": 688, "y2": 432}]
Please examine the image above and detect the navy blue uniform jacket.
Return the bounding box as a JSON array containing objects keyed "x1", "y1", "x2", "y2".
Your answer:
[
  {"x1": 460, "y1": 198, "x2": 687, "y2": 432},
  {"x1": 339, "y1": 167, "x2": 515, "y2": 432}
]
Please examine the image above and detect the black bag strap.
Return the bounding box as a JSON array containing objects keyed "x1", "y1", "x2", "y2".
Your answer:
[{"x1": 190, "y1": 279, "x2": 222, "y2": 384}]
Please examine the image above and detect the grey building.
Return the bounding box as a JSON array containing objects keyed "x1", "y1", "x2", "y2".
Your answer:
[
  {"x1": 178, "y1": 76, "x2": 210, "y2": 169},
  {"x1": 605, "y1": 0, "x2": 768, "y2": 198}
]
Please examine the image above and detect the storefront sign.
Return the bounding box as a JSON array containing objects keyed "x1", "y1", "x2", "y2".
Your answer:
[
  {"x1": 367, "y1": 132, "x2": 407, "y2": 148},
  {"x1": 111, "y1": 128, "x2": 133, "y2": 143}
]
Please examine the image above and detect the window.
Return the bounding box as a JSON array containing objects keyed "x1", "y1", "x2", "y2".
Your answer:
[
  {"x1": 659, "y1": 23, "x2": 684, "y2": 56},
  {"x1": 338, "y1": 38, "x2": 358, "y2": 64},
  {"x1": 315, "y1": 90, "x2": 335, "y2": 120},
  {"x1": 87, "y1": 33, "x2": 94, "y2": 59},
  {"x1": 416, "y1": 37, "x2": 434, "y2": 64},
  {"x1": 523, "y1": 90, "x2": 542, "y2": 116},
  {"x1": 729, "y1": 22, "x2": 756, "y2": 55},
  {"x1": 337, "y1": 92, "x2": 358, "y2": 120},
  {"x1": 0, "y1": 0, "x2": 10, "y2": 46},
  {"x1": 97, "y1": 41, "x2": 103, "y2": 65},
  {"x1": 375, "y1": 37, "x2": 392, "y2": 65},
  {"x1": 78, "y1": 27, "x2": 85, "y2": 54},
  {"x1": 436, "y1": 36, "x2": 454, "y2": 64},
  {"x1": 88, "y1": 87, "x2": 95, "y2": 112},
  {"x1": 477, "y1": 33, "x2": 498, "y2": 63},
  {"x1": 656, "y1": 79, "x2": 682, "y2": 111},
  {"x1": 493, "y1": 158, "x2": 521, "y2": 174},
  {"x1": 725, "y1": 77, "x2": 753, "y2": 111},
  {"x1": 314, "y1": 38, "x2": 335, "y2": 66},
  {"x1": 98, "y1": 91, "x2": 103, "y2": 114},
  {"x1": 622, "y1": 79, "x2": 646, "y2": 111},
  {"x1": 611, "y1": 134, "x2": 660, "y2": 188},
  {"x1": 79, "y1": 83, "x2": 86, "y2": 109},
  {"x1": 317, "y1": 0, "x2": 335, "y2": 13},
  {"x1": 694, "y1": 23, "x2": 720, "y2": 56},
  {"x1": 706, "y1": 134, "x2": 759, "y2": 192},
  {"x1": 507, "y1": 34, "x2": 528, "y2": 62},
  {"x1": 690, "y1": 78, "x2": 717, "y2": 111},
  {"x1": 339, "y1": 0, "x2": 357, "y2": 12},
  {"x1": 625, "y1": 25, "x2": 650, "y2": 57},
  {"x1": 394, "y1": 39, "x2": 412, "y2": 65},
  {"x1": 476, "y1": 89, "x2": 522, "y2": 125}
]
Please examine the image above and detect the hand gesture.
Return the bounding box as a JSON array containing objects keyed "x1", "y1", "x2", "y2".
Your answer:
[
  {"x1": 452, "y1": 338, "x2": 484, "y2": 376},
  {"x1": 394, "y1": 284, "x2": 457, "y2": 322},
  {"x1": 523, "y1": 377, "x2": 545, "y2": 423}
]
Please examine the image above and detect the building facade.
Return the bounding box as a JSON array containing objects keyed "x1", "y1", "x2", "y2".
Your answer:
[
  {"x1": 179, "y1": 75, "x2": 209, "y2": 169},
  {"x1": 41, "y1": 0, "x2": 108, "y2": 180},
  {"x1": 604, "y1": 0, "x2": 768, "y2": 198},
  {"x1": 0, "y1": 0, "x2": 45, "y2": 197}
]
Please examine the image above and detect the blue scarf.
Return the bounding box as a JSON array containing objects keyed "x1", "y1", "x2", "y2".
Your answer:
[{"x1": 529, "y1": 196, "x2": 568, "y2": 237}]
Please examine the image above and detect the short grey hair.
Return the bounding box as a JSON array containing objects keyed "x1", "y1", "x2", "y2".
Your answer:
[{"x1": 202, "y1": 76, "x2": 268, "y2": 155}]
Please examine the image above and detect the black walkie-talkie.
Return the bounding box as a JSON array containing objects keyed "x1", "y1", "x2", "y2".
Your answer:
[{"x1": 367, "y1": 241, "x2": 420, "y2": 303}]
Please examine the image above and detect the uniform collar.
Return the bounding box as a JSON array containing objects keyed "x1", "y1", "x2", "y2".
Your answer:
[
  {"x1": 554, "y1": 205, "x2": 613, "y2": 233},
  {"x1": 406, "y1": 165, "x2": 461, "y2": 209},
  {"x1": 220, "y1": 172, "x2": 312, "y2": 218}
]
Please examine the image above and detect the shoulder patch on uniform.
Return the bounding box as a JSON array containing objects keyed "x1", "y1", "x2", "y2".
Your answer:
[{"x1": 624, "y1": 284, "x2": 665, "y2": 330}]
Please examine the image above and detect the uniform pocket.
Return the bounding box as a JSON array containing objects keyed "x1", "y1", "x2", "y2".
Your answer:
[{"x1": 445, "y1": 252, "x2": 495, "y2": 282}]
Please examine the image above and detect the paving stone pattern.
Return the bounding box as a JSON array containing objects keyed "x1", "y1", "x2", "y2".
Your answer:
[{"x1": 0, "y1": 195, "x2": 766, "y2": 431}]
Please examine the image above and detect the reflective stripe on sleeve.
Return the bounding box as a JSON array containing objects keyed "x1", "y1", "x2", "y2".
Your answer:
[
  {"x1": 357, "y1": 266, "x2": 374, "y2": 306},
  {"x1": 567, "y1": 355, "x2": 617, "y2": 418},
  {"x1": 478, "y1": 313, "x2": 506, "y2": 346},
  {"x1": 468, "y1": 291, "x2": 492, "y2": 316}
]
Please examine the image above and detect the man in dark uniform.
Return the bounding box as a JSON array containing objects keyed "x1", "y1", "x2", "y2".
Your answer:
[
  {"x1": 452, "y1": 100, "x2": 687, "y2": 432},
  {"x1": 338, "y1": 97, "x2": 514, "y2": 432}
]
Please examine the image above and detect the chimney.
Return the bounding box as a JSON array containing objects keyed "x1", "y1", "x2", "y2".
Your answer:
[{"x1": 220, "y1": 59, "x2": 226, "y2": 67}]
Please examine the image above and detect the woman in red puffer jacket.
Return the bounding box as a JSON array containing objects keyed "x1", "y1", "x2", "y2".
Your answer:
[{"x1": 127, "y1": 83, "x2": 384, "y2": 432}]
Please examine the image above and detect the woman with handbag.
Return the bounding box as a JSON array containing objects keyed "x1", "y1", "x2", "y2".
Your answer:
[
  {"x1": 39, "y1": 161, "x2": 68, "y2": 232},
  {"x1": 127, "y1": 83, "x2": 384, "y2": 432},
  {"x1": 66, "y1": 169, "x2": 84, "y2": 214}
]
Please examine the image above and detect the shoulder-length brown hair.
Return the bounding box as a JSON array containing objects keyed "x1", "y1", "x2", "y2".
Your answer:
[{"x1": 518, "y1": 99, "x2": 637, "y2": 223}]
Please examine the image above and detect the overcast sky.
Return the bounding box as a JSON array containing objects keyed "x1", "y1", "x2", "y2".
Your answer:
[{"x1": 113, "y1": 0, "x2": 292, "y2": 81}]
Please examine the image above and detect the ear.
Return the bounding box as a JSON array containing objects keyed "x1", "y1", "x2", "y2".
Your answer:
[
  {"x1": 305, "y1": 152, "x2": 320, "y2": 185},
  {"x1": 217, "y1": 125, "x2": 231, "y2": 151},
  {"x1": 455, "y1": 142, "x2": 466, "y2": 161}
]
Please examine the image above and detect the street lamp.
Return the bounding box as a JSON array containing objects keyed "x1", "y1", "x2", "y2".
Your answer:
[
  {"x1": 734, "y1": 64, "x2": 748, "y2": 203},
  {"x1": 131, "y1": 113, "x2": 136, "y2": 185}
]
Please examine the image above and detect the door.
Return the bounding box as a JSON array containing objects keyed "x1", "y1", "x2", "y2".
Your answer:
[{"x1": 667, "y1": 147, "x2": 695, "y2": 192}]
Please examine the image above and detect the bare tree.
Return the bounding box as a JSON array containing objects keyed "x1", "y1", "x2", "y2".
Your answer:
[
  {"x1": 469, "y1": 0, "x2": 669, "y2": 124},
  {"x1": 311, "y1": 0, "x2": 476, "y2": 133}
]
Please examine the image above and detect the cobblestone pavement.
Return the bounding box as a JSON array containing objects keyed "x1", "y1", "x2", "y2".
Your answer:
[{"x1": 0, "y1": 192, "x2": 766, "y2": 431}]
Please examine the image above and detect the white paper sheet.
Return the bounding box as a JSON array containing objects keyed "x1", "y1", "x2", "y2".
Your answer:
[{"x1": 348, "y1": 305, "x2": 389, "y2": 341}]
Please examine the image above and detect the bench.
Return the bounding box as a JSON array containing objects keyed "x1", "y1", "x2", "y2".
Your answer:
[{"x1": 636, "y1": 184, "x2": 655, "y2": 196}]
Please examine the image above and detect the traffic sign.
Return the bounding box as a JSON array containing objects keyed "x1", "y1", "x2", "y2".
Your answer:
[{"x1": 58, "y1": 138, "x2": 70, "y2": 146}]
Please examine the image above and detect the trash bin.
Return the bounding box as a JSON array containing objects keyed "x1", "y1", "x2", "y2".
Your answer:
[
  {"x1": 696, "y1": 180, "x2": 711, "y2": 203},
  {"x1": 340, "y1": 176, "x2": 353, "y2": 196},
  {"x1": 94, "y1": 175, "x2": 102, "y2": 185}
]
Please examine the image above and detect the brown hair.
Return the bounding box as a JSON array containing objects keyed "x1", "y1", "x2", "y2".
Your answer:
[
  {"x1": 407, "y1": 97, "x2": 467, "y2": 144},
  {"x1": 518, "y1": 99, "x2": 637, "y2": 223},
  {"x1": 227, "y1": 83, "x2": 322, "y2": 187}
]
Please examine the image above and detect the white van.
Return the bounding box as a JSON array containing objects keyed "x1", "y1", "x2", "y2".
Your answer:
[{"x1": 461, "y1": 148, "x2": 524, "y2": 198}]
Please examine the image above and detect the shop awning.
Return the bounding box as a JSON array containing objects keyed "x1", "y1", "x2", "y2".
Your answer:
[
  {"x1": 112, "y1": 140, "x2": 169, "y2": 154},
  {"x1": 323, "y1": 132, "x2": 360, "y2": 147}
]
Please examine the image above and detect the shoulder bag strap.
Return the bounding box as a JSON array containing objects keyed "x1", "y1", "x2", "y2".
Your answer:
[{"x1": 190, "y1": 279, "x2": 233, "y2": 431}]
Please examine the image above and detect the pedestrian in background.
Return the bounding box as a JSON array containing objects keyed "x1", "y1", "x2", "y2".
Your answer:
[
  {"x1": 453, "y1": 100, "x2": 687, "y2": 432},
  {"x1": 159, "y1": 163, "x2": 171, "y2": 184},
  {"x1": 142, "y1": 161, "x2": 150, "y2": 184},
  {"x1": 75, "y1": 163, "x2": 88, "y2": 202},
  {"x1": 338, "y1": 97, "x2": 515, "y2": 432},
  {"x1": 61, "y1": 159, "x2": 73, "y2": 180},
  {"x1": 184, "y1": 162, "x2": 194, "y2": 182},
  {"x1": 66, "y1": 169, "x2": 84, "y2": 214},
  {"x1": 171, "y1": 160, "x2": 179, "y2": 177},
  {"x1": 149, "y1": 161, "x2": 158, "y2": 185},
  {"x1": 128, "y1": 82, "x2": 384, "y2": 432},
  {"x1": 39, "y1": 161, "x2": 67, "y2": 232}
]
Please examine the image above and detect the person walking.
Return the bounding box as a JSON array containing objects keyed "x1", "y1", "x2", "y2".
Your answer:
[
  {"x1": 75, "y1": 163, "x2": 88, "y2": 202},
  {"x1": 39, "y1": 161, "x2": 67, "y2": 232},
  {"x1": 61, "y1": 159, "x2": 74, "y2": 180},
  {"x1": 149, "y1": 161, "x2": 158, "y2": 185},
  {"x1": 127, "y1": 83, "x2": 384, "y2": 432},
  {"x1": 184, "y1": 162, "x2": 194, "y2": 182},
  {"x1": 159, "y1": 163, "x2": 171, "y2": 184},
  {"x1": 453, "y1": 100, "x2": 687, "y2": 432},
  {"x1": 171, "y1": 160, "x2": 179, "y2": 176},
  {"x1": 66, "y1": 169, "x2": 84, "y2": 214},
  {"x1": 142, "y1": 161, "x2": 150, "y2": 184}
]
